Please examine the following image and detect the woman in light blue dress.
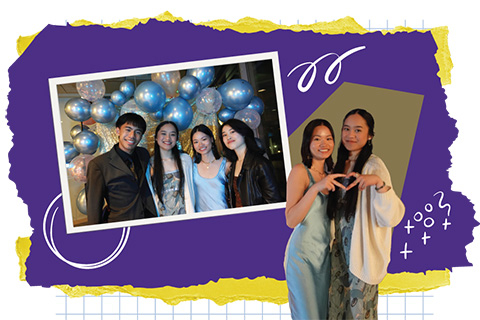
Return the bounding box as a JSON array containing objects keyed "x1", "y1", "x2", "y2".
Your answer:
[
  {"x1": 284, "y1": 119, "x2": 345, "y2": 319},
  {"x1": 190, "y1": 124, "x2": 230, "y2": 212}
]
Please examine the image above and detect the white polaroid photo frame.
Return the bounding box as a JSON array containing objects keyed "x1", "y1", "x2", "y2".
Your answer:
[{"x1": 49, "y1": 52, "x2": 291, "y2": 234}]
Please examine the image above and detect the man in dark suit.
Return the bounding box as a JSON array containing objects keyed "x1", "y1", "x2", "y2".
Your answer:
[{"x1": 85, "y1": 113, "x2": 156, "y2": 224}]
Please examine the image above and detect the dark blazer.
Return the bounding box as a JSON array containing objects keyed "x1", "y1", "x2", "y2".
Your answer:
[
  {"x1": 226, "y1": 150, "x2": 283, "y2": 208},
  {"x1": 85, "y1": 145, "x2": 156, "y2": 224}
]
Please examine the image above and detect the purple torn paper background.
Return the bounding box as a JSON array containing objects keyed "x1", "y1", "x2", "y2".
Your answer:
[{"x1": 7, "y1": 20, "x2": 477, "y2": 288}]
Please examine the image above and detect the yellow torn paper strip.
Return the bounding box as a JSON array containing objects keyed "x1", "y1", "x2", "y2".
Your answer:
[
  {"x1": 16, "y1": 236, "x2": 450, "y2": 303},
  {"x1": 16, "y1": 13, "x2": 451, "y2": 86}
]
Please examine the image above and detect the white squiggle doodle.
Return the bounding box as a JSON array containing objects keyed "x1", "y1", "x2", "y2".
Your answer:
[
  {"x1": 287, "y1": 46, "x2": 366, "y2": 93},
  {"x1": 43, "y1": 193, "x2": 130, "y2": 269}
]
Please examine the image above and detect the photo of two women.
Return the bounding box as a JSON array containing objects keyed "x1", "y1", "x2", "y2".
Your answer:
[{"x1": 284, "y1": 108, "x2": 406, "y2": 320}]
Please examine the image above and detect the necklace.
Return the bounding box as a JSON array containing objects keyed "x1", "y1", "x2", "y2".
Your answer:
[
  {"x1": 310, "y1": 166, "x2": 325, "y2": 176},
  {"x1": 201, "y1": 158, "x2": 216, "y2": 169}
]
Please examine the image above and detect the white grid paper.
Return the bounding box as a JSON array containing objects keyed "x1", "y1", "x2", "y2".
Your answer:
[{"x1": 55, "y1": 292, "x2": 434, "y2": 319}]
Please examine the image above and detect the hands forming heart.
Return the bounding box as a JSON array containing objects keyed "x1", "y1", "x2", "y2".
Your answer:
[{"x1": 344, "y1": 172, "x2": 384, "y2": 192}]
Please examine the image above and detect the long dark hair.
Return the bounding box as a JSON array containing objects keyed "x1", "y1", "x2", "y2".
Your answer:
[
  {"x1": 190, "y1": 124, "x2": 221, "y2": 164},
  {"x1": 153, "y1": 121, "x2": 185, "y2": 204},
  {"x1": 327, "y1": 109, "x2": 375, "y2": 221},
  {"x1": 219, "y1": 118, "x2": 264, "y2": 162},
  {"x1": 301, "y1": 119, "x2": 335, "y2": 173}
]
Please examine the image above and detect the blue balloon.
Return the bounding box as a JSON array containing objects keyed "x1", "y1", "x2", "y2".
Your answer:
[
  {"x1": 187, "y1": 67, "x2": 215, "y2": 88},
  {"x1": 178, "y1": 75, "x2": 201, "y2": 100},
  {"x1": 218, "y1": 108, "x2": 236, "y2": 123},
  {"x1": 163, "y1": 97, "x2": 193, "y2": 131},
  {"x1": 64, "y1": 98, "x2": 91, "y2": 122},
  {"x1": 64, "y1": 141, "x2": 79, "y2": 163},
  {"x1": 245, "y1": 96, "x2": 265, "y2": 115},
  {"x1": 149, "y1": 108, "x2": 164, "y2": 121},
  {"x1": 73, "y1": 131, "x2": 99, "y2": 154},
  {"x1": 134, "y1": 81, "x2": 166, "y2": 113},
  {"x1": 111, "y1": 90, "x2": 127, "y2": 106},
  {"x1": 119, "y1": 81, "x2": 135, "y2": 100},
  {"x1": 91, "y1": 98, "x2": 117, "y2": 123},
  {"x1": 218, "y1": 79, "x2": 254, "y2": 111}
]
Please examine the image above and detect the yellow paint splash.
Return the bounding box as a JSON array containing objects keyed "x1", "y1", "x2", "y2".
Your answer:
[{"x1": 14, "y1": 13, "x2": 453, "y2": 301}]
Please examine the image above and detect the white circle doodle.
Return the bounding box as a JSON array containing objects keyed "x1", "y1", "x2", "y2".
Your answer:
[
  {"x1": 423, "y1": 217, "x2": 435, "y2": 228},
  {"x1": 425, "y1": 203, "x2": 433, "y2": 213},
  {"x1": 43, "y1": 193, "x2": 130, "y2": 269},
  {"x1": 413, "y1": 211, "x2": 423, "y2": 222}
]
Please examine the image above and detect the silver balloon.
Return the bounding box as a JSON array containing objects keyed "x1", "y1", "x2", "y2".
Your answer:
[
  {"x1": 134, "y1": 81, "x2": 166, "y2": 113},
  {"x1": 120, "y1": 99, "x2": 143, "y2": 115},
  {"x1": 64, "y1": 98, "x2": 91, "y2": 122},
  {"x1": 73, "y1": 131, "x2": 99, "y2": 154},
  {"x1": 91, "y1": 98, "x2": 117, "y2": 123},
  {"x1": 187, "y1": 67, "x2": 215, "y2": 88},
  {"x1": 111, "y1": 90, "x2": 127, "y2": 106},
  {"x1": 76, "y1": 80, "x2": 105, "y2": 102},
  {"x1": 64, "y1": 141, "x2": 79, "y2": 163},
  {"x1": 196, "y1": 88, "x2": 222, "y2": 114},
  {"x1": 218, "y1": 108, "x2": 236, "y2": 123},
  {"x1": 68, "y1": 154, "x2": 94, "y2": 183},
  {"x1": 152, "y1": 71, "x2": 181, "y2": 98},
  {"x1": 119, "y1": 81, "x2": 135, "y2": 100},
  {"x1": 218, "y1": 79, "x2": 254, "y2": 111},
  {"x1": 234, "y1": 108, "x2": 262, "y2": 130},
  {"x1": 178, "y1": 75, "x2": 201, "y2": 100},
  {"x1": 70, "y1": 124, "x2": 90, "y2": 138},
  {"x1": 245, "y1": 96, "x2": 265, "y2": 115},
  {"x1": 163, "y1": 97, "x2": 193, "y2": 131},
  {"x1": 76, "y1": 188, "x2": 87, "y2": 215}
]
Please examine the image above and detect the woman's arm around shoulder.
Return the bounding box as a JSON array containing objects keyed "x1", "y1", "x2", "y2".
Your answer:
[{"x1": 363, "y1": 155, "x2": 405, "y2": 227}]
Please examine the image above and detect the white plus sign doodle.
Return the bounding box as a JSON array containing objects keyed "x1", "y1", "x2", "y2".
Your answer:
[
  {"x1": 400, "y1": 242, "x2": 413, "y2": 260},
  {"x1": 404, "y1": 219, "x2": 415, "y2": 234},
  {"x1": 422, "y1": 231, "x2": 431, "y2": 245},
  {"x1": 443, "y1": 217, "x2": 451, "y2": 230}
]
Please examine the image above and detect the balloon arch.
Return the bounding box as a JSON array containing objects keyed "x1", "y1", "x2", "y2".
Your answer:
[{"x1": 63, "y1": 67, "x2": 266, "y2": 218}]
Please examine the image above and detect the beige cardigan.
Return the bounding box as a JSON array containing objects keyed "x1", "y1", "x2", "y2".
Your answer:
[{"x1": 345, "y1": 154, "x2": 405, "y2": 285}]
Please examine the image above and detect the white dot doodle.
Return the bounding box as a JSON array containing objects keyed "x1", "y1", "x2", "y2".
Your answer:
[
  {"x1": 43, "y1": 193, "x2": 130, "y2": 270},
  {"x1": 413, "y1": 211, "x2": 423, "y2": 222},
  {"x1": 424, "y1": 217, "x2": 435, "y2": 228},
  {"x1": 425, "y1": 203, "x2": 433, "y2": 213}
]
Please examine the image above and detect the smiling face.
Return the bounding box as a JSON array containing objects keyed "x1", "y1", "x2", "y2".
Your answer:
[
  {"x1": 221, "y1": 125, "x2": 246, "y2": 151},
  {"x1": 309, "y1": 125, "x2": 335, "y2": 160},
  {"x1": 342, "y1": 113, "x2": 372, "y2": 156},
  {"x1": 116, "y1": 122, "x2": 144, "y2": 154},
  {"x1": 156, "y1": 123, "x2": 178, "y2": 151},
  {"x1": 192, "y1": 131, "x2": 213, "y2": 156}
]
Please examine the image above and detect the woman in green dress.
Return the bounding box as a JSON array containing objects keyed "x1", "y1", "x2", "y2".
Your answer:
[{"x1": 284, "y1": 119, "x2": 345, "y2": 319}]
